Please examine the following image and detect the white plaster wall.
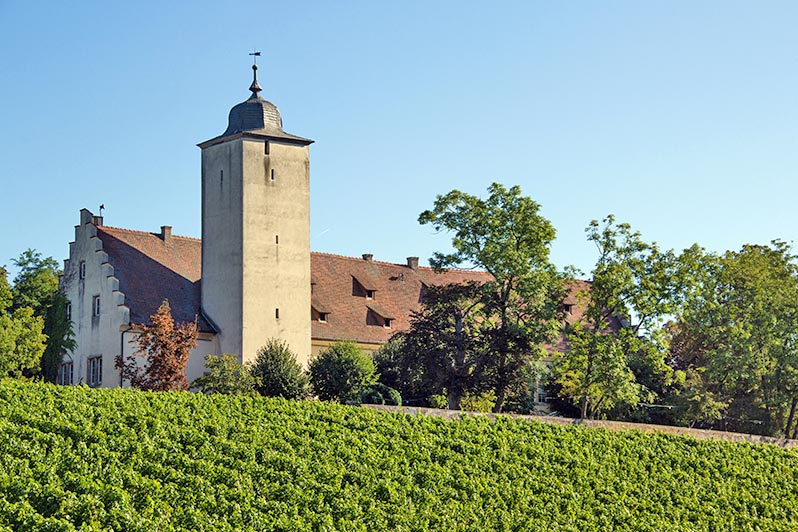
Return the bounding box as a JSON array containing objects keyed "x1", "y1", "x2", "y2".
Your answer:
[
  {"x1": 201, "y1": 141, "x2": 244, "y2": 358},
  {"x1": 241, "y1": 139, "x2": 311, "y2": 365},
  {"x1": 62, "y1": 210, "x2": 129, "y2": 388}
]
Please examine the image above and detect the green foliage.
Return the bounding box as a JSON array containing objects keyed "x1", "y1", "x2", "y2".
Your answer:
[
  {"x1": 554, "y1": 216, "x2": 685, "y2": 419},
  {"x1": 460, "y1": 390, "x2": 497, "y2": 412},
  {"x1": 191, "y1": 354, "x2": 256, "y2": 395},
  {"x1": 308, "y1": 340, "x2": 376, "y2": 402},
  {"x1": 359, "y1": 383, "x2": 402, "y2": 406},
  {"x1": 250, "y1": 339, "x2": 308, "y2": 400},
  {"x1": 396, "y1": 282, "x2": 490, "y2": 410},
  {"x1": 10, "y1": 249, "x2": 59, "y2": 315},
  {"x1": 419, "y1": 183, "x2": 567, "y2": 412},
  {"x1": 0, "y1": 268, "x2": 46, "y2": 378},
  {"x1": 1, "y1": 380, "x2": 798, "y2": 531},
  {"x1": 672, "y1": 242, "x2": 798, "y2": 436},
  {"x1": 41, "y1": 291, "x2": 76, "y2": 383}
]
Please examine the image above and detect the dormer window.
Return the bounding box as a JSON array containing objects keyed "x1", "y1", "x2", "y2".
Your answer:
[
  {"x1": 563, "y1": 304, "x2": 573, "y2": 315},
  {"x1": 384, "y1": 317, "x2": 392, "y2": 328},
  {"x1": 319, "y1": 312, "x2": 329, "y2": 323},
  {"x1": 366, "y1": 290, "x2": 375, "y2": 300}
]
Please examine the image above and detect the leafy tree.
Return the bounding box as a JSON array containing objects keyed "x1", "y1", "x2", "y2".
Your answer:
[
  {"x1": 8, "y1": 249, "x2": 74, "y2": 382},
  {"x1": 41, "y1": 291, "x2": 76, "y2": 383},
  {"x1": 554, "y1": 216, "x2": 686, "y2": 419},
  {"x1": 0, "y1": 268, "x2": 46, "y2": 378},
  {"x1": 673, "y1": 242, "x2": 798, "y2": 436},
  {"x1": 191, "y1": 353, "x2": 256, "y2": 395},
  {"x1": 250, "y1": 339, "x2": 309, "y2": 400},
  {"x1": 396, "y1": 282, "x2": 490, "y2": 410},
  {"x1": 115, "y1": 300, "x2": 198, "y2": 391},
  {"x1": 11, "y1": 249, "x2": 59, "y2": 315},
  {"x1": 308, "y1": 340, "x2": 376, "y2": 402},
  {"x1": 419, "y1": 183, "x2": 567, "y2": 412}
]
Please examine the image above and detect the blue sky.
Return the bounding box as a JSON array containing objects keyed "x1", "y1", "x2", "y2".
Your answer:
[{"x1": 1, "y1": 1, "x2": 796, "y2": 279}]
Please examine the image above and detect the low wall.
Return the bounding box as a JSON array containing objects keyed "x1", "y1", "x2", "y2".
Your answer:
[{"x1": 362, "y1": 404, "x2": 798, "y2": 449}]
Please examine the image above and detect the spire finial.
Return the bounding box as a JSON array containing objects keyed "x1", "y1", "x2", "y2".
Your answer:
[{"x1": 248, "y1": 51, "x2": 262, "y2": 98}]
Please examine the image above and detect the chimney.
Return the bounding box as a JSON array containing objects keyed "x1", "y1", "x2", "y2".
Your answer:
[
  {"x1": 92, "y1": 216, "x2": 104, "y2": 226},
  {"x1": 406, "y1": 256, "x2": 419, "y2": 270},
  {"x1": 362, "y1": 253, "x2": 373, "y2": 262},
  {"x1": 160, "y1": 225, "x2": 172, "y2": 243}
]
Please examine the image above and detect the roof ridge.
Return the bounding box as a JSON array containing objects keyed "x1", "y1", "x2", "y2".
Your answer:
[
  {"x1": 98, "y1": 225, "x2": 201, "y2": 242},
  {"x1": 309, "y1": 250, "x2": 484, "y2": 273}
]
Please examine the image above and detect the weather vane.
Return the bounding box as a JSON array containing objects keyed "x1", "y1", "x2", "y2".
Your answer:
[{"x1": 249, "y1": 50, "x2": 261, "y2": 66}]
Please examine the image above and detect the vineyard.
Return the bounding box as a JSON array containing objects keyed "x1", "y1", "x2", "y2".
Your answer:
[{"x1": 0, "y1": 381, "x2": 796, "y2": 531}]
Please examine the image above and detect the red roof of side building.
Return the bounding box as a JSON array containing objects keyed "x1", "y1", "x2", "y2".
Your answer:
[{"x1": 96, "y1": 225, "x2": 588, "y2": 353}]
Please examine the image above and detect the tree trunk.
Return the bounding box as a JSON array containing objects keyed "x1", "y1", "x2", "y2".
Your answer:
[
  {"x1": 447, "y1": 388, "x2": 462, "y2": 411},
  {"x1": 492, "y1": 386, "x2": 506, "y2": 413},
  {"x1": 580, "y1": 397, "x2": 588, "y2": 420},
  {"x1": 787, "y1": 396, "x2": 798, "y2": 439}
]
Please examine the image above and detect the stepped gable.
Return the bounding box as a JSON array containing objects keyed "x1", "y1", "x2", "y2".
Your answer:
[
  {"x1": 95, "y1": 226, "x2": 213, "y2": 332},
  {"x1": 310, "y1": 252, "x2": 492, "y2": 344}
]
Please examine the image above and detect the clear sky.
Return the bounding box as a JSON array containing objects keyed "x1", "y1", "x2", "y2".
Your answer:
[{"x1": 1, "y1": 1, "x2": 796, "y2": 279}]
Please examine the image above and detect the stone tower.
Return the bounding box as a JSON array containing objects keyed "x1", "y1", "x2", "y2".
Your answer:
[{"x1": 198, "y1": 63, "x2": 313, "y2": 365}]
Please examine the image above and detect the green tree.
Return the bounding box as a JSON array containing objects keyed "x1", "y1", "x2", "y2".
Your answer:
[
  {"x1": 41, "y1": 291, "x2": 76, "y2": 383},
  {"x1": 250, "y1": 339, "x2": 309, "y2": 400},
  {"x1": 115, "y1": 300, "x2": 198, "y2": 391},
  {"x1": 11, "y1": 249, "x2": 59, "y2": 315},
  {"x1": 191, "y1": 354, "x2": 256, "y2": 395},
  {"x1": 396, "y1": 282, "x2": 490, "y2": 410},
  {"x1": 308, "y1": 340, "x2": 376, "y2": 402},
  {"x1": 673, "y1": 242, "x2": 798, "y2": 436},
  {"x1": 419, "y1": 183, "x2": 567, "y2": 412},
  {"x1": 554, "y1": 216, "x2": 686, "y2": 419},
  {"x1": 0, "y1": 268, "x2": 46, "y2": 378}
]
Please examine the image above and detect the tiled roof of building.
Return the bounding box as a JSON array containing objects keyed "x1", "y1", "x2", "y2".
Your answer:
[
  {"x1": 96, "y1": 226, "x2": 214, "y2": 332},
  {"x1": 310, "y1": 252, "x2": 491, "y2": 345},
  {"x1": 95, "y1": 225, "x2": 587, "y2": 352}
]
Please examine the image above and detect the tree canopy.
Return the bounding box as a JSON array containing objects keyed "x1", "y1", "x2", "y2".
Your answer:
[{"x1": 419, "y1": 183, "x2": 567, "y2": 412}]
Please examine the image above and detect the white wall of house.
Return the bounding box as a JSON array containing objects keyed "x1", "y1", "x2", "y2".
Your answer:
[{"x1": 62, "y1": 209, "x2": 218, "y2": 388}]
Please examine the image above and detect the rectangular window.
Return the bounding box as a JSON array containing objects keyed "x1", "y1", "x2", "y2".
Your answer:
[
  {"x1": 537, "y1": 392, "x2": 547, "y2": 404},
  {"x1": 264, "y1": 141, "x2": 270, "y2": 155},
  {"x1": 58, "y1": 362, "x2": 74, "y2": 386},
  {"x1": 87, "y1": 356, "x2": 102, "y2": 387},
  {"x1": 270, "y1": 169, "x2": 275, "y2": 181},
  {"x1": 65, "y1": 302, "x2": 72, "y2": 321},
  {"x1": 93, "y1": 296, "x2": 100, "y2": 317},
  {"x1": 79, "y1": 261, "x2": 86, "y2": 279}
]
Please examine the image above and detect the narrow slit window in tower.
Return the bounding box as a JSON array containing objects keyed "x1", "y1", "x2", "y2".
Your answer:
[
  {"x1": 264, "y1": 141, "x2": 270, "y2": 155},
  {"x1": 271, "y1": 169, "x2": 275, "y2": 181},
  {"x1": 275, "y1": 235, "x2": 279, "y2": 245},
  {"x1": 275, "y1": 308, "x2": 280, "y2": 319}
]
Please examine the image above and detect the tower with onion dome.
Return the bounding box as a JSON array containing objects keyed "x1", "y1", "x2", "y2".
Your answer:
[{"x1": 198, "y1": 59, "x2": 313, "y2": 365}]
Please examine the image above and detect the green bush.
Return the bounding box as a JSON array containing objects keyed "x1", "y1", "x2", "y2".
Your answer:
[
  {"x1": 308, "y1": 340, "x2": 376, "y2": 402},
  {"x1": 359, "y1": 383, "x2": 402, "y2": 406},
  {"x1": 191, "y1": 353, "x2": 256, "y2": 395},
  {"x1": 250, "y1": 339, "x2": 309, "y2": 399}
]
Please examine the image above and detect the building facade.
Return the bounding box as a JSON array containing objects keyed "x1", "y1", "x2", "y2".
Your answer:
[{"x1": 60, "y1": 65, "x2": 493, "y2": 387}]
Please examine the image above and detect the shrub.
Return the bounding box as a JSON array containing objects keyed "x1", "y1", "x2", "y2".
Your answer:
[
  {"x1": 309, "y1": 340, "x2": 376, "y2": 402},
  {"x1": 251, "y1": 339, "x2": 309, "y2": 399},
  {"x1": 359, "y1": 383, "x2": 402, "y2": 406},
  {"x1": 191, "y1": 353, "x2": 256, "y2": 395}
]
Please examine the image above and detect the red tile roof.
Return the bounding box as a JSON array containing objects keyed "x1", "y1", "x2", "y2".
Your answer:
[{"x1": 95, "y1": 225, "x2": 584, "y2": 352}]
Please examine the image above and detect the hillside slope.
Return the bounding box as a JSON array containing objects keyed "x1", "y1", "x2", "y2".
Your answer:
[{"x1": 0, "y1": 381, "x2": 796, "y2": 531}]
